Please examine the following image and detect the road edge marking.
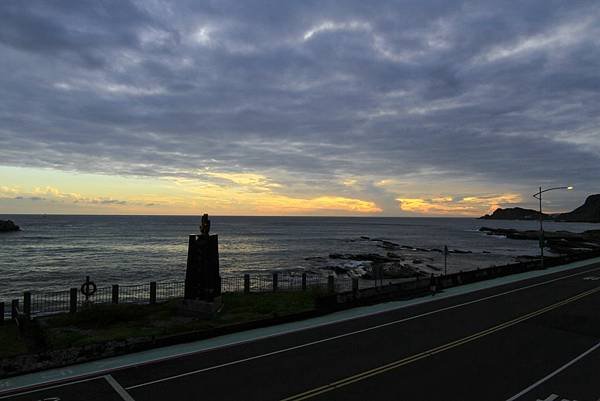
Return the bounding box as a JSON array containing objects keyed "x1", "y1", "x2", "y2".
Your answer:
[
  {"x1": 504, "y1": 341, "x2": 600, "y2": 401},
  {"x1": 104, "y1": 375, "x2": 136, "y2": 401},
  {"x1": 0, "y1": 377, "x2": 101, "y2": 400}
]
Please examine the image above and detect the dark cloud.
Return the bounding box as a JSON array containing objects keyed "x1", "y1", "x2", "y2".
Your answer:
[
  {"x1": 14, "y1": 196, "x2": 45, "y2": 201},
  {"x1": 1, "y1": 0, "x2": 599, "y2": 211}
]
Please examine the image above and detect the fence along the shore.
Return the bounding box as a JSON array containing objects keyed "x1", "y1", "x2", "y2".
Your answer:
[
  {"x1": 1, "y1": 272, "x2": 363, "y2": 320},
  {"x1": 3, "y1": 249, "x2": 599, "y2": 322}
]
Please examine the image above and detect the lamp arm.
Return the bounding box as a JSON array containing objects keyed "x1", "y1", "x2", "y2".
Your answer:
[
  {"x1": 540, "y1": 186, "x2": 570, "y2": 194},
  {"x1": 532, "y1": 186, "x2": 571, "y2": 199}
]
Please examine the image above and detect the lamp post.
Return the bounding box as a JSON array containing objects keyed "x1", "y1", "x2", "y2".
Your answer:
[{"x1": 532, "y1": 186, "x2": 573, "y2": 269}]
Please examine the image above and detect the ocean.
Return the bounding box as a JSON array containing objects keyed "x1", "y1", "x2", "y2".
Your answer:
[{"x1": 1, "y1": 215, "x2": 598, "y2": 299}]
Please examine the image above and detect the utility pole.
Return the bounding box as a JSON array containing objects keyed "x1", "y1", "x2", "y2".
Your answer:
[
  {"x1": 444, "y1": 245, "x2": 448, "y2": 276},
  {"x1": 532, "y1": 186, "x2": 573, "y2": 270},
  {"x1": 539, "y1": 186, "x2": 544, "y2": 270}
]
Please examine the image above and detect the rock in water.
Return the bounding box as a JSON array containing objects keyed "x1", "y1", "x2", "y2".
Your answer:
[{"x1": 0, "y1": 220, "x2": 20, "y2": 232}]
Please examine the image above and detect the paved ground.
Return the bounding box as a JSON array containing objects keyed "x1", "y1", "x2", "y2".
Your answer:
[{"x1": 1, "y1": 262, "x2": 599, "y2": 401}]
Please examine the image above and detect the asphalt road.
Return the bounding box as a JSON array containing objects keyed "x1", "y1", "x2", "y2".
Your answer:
[{"x1": 2, "y1": 262, "x2": 600, "y2": 401}]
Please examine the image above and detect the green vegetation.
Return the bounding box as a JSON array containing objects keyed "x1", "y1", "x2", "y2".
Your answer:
[
  {"x1": 42, "y1": 290, "x2": 323, "y2": 350},
  {"x1": 0, "y1": 323, "x2": 29, "y2": 358}
]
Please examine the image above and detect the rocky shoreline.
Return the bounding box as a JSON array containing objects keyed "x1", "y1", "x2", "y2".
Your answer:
[
  {"x1": 307, "y1": 237, "x2": 478, "y2": 280},
  {"x1": 0, "y1": 220, "x2": 20, "y2": 232},
  {"x1": 479, "y1": 226, "x2": 600, "y2": 254},
  {"x1": 307, "y1": 224, "x2": 600, "y2": 281}
]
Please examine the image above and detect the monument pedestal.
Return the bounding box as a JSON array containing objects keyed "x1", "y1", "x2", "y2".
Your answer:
[
  {"x1": 181, "y1": 214, "x2": 222, "y2": 319},
  {"x1": 178, "y1": 296, "x2": 223, "y2": 318},
  {"x1": 184, "y1": 233, "x2": 220, "y2": 301}
]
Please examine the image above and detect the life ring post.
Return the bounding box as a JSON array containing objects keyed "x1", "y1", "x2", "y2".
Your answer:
[{"x1": 81, "y1": 276, "x2": 97, "y2": 302}]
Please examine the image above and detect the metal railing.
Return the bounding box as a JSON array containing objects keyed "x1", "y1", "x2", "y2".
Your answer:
[
  {"x1": 7, "y1": 246, "x2": 586, "y2": 322},
  {"x1": 1, "y1": 272, "x2": 358, "y2": 320}
]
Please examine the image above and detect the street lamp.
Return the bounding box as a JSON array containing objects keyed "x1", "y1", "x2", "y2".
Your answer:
[{"x1": 532, "y1": 186, "x2": 574, "y2": 269}]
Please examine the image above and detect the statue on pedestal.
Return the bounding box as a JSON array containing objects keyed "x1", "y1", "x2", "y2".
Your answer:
[
  {"x1": 200, "y1": 213, "x2": 210, "y2": 236},
  {"x1": 182, "y1": 214, "x2": 222, "y2": 316}
]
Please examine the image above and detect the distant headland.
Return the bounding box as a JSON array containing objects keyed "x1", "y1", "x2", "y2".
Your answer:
[
  {"x1": 480, "y1": 194, "x2": 600, "y2": 223},
  {"x1": 0, "y1": 220, "x2": 20, "y2": 232}
]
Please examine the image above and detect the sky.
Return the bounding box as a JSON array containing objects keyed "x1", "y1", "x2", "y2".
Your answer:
[{"x1": 1, "y1": 0, "x2": 599, "y2": 216}]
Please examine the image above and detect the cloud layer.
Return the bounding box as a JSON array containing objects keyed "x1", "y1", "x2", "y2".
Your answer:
[{"x1": 1, "y1": 0, "x2": 599, "y2": 215}]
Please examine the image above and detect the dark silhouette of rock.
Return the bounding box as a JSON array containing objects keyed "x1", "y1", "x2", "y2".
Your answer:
[
  {"x1": 0, "y1": 220, "x2": 20, "y2": 232},
  {"x1": 329, "y1": 253, "x2": 391, "y2": 262},
  {"x1": 449, "y1": 249, "x2": 472, "y2": 254},
  {"x1": 362, "y1": 261, "x2": 420, "y2": 279},
  {"x1": 380, "y1": 240, "x2": 399, "y2": 248},
  {"x1": 481, "y1": 194, "x2": 600, "y2": 223},
  {"x1": 479, "y1": 227, "x2": 600, "y2": 254},
  {"x1": 479, "y1": 207, "x2": 550, "y2": 221},
  {"x1": 557, "y1": 194, "x2": 600, "y2": 223}
]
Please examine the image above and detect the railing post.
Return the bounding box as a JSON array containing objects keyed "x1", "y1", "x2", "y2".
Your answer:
[
  {"x1": 69, "y1": 288, "x2": 78, "y2": 314},
  {"x1": 112, "y1": 285, "x2": 119, "y2": 304},
  {"x1": 244, "y1": 274, "x2": 250, "y2": 294},
  {"x1": 272, "y1": 273, "x2": 278, "y2": 292},
  {"x1": 0, "y1": 302, "x2": 4, "y2": 325},
  {"x1": 150, "y1": 282, "x2": 157, "y2": 304},
  {"x1": 11, "y1": 299, "x2": 19, "y2": 320},
  {"x1": 328, "y1": 275, "x2": 335, "y2": 293},
  {"x1": 352, "y1": 278, "x2": 359, "y2": 293},
  {"x1": 302, "y1": 273, "x2": 307, "y2": 291},
  {"x1": 23, "y1": 291, "x2": 31, "y2": 318}
]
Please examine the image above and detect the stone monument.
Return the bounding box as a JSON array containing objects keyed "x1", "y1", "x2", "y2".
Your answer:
[{"x1": 181, "y1": 214, "x2": 222, "y2": 316}]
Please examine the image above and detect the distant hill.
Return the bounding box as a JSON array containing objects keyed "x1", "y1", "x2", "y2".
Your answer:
[
  {"x1": 557, "y1": 194, "x2": 600, "y2": 223},
  {"x1": 479, "y1": 207, "x2": 551, "y2": 221},
  {"x1": 480, "y1": 194, "x2": 600, "y2": 223}
]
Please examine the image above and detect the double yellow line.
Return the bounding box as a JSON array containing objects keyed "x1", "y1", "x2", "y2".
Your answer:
[{"x1": 281, "y1": 286, "x2": 600, "y2": 401}]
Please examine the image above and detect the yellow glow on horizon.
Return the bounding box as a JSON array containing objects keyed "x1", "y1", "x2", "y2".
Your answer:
[
  {"x1": 0, "y1": 167, "x2": 382, "y2": 215},
  {"x1": 2, "y1": 166, "x2": 525, "y2": 216},
  {"x1": 397, "y1": 193, "x2": 522, "y2": 215},
  {"x1": 254, "y1": 195, "x2": 382, "y2": 214}
]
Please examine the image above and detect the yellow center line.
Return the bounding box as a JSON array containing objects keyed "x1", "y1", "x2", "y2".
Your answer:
[{"x1": 280, "y1": 286, "x2": 600, "y2": 401}]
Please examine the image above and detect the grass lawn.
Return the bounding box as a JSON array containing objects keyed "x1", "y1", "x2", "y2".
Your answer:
[
  {"x1": 0, "y1": 323, "x2": 29, "y2": 358},
  {"x1": 42, "y1": 290, "x2": 324, "y2": 350}
]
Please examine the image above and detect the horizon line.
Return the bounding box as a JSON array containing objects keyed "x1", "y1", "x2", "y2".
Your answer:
[{"x1": 0, "y1": 213, "x2": 483, "y2": 219}]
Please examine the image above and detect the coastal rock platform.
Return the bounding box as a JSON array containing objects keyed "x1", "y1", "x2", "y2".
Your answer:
[{"x1": 0, "y1": 220, "x2": 20, "y2": 232}]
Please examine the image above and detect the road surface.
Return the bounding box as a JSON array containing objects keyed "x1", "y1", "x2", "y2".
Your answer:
[{"x1": 1, "y1": 262, "x2": 599, "y2": 401}]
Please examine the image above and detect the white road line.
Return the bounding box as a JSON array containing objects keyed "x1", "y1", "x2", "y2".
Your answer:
[
  {"x1": 536, "y1": 395, "x2": 559, "y2": 401},
  {"x1": 125, "y1": 267, "x2": 600, "y2": 390},
  {"x1": 2, "y1": 263, "x2": 600, "y2": 398},
  {"x1": 104, "y1": 375, "x2": 136, "y2": 401},
  {"x1": 505, "y1": 341, "x2": 600, "y2": 401},
  {"x1": 0, "y1": 377, "x2": 101, "y2": 400}
]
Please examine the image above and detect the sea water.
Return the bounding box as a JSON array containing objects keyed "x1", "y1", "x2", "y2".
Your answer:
[{"x1": 0, "y1": 215, "x2": 597, "y2": 298}]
